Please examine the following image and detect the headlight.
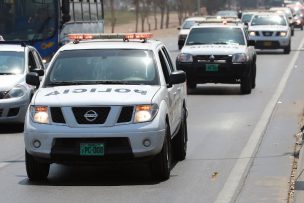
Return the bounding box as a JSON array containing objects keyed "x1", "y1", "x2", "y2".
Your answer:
[
  {"x1": 280, "y1": 32, "x2": 287, "y2": 37},
  {"x1": 232, "y1": 53, "x2": 248, "y2": 63},
  {"x1": 177, "y1": 53, "x2": 193, "y2": 63},
  {"x1": 134, "y1": 104, "x2": 158, "y2": 123},
  {"x1": 31, "y1": 106, "x2": 50, "y2": 124},
  {"x1": 297, "y1": 20, "x2": 301, "y2": 24},
  {"x1": 3, "y1": 85, "x2": 26, "y2": 99},
  {"x1": 249, "y1": 31, "x2": 256, "y2": 36}
]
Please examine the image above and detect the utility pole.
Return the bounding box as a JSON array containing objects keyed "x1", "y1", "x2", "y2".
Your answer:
[{"x1": 197, "y1": 0, "x2": 201, "y2": 15}]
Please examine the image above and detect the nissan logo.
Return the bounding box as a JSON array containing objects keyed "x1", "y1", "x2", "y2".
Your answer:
[
  {"x1": 209, "y1": 55, "x2": 215, "y2": 62},
  {"x1": 84, "y1": 110, "x2": 98, "y2": 122}
]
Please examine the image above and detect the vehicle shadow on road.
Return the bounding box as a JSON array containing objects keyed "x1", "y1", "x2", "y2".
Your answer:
[
  {"x1": 188, "y1": 85, "x2": 242, "y2": 95},
  {"x1": 19, "y1": 161, "x2": 179, "y2": 186},
  {"x1": 0, "y1": 124, "x2": 24, "y2": 134}
]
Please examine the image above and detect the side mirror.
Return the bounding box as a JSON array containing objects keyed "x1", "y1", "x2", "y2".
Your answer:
[
  {"x1": 248, "y1": 40, "x2": 256, "y2": 47},
  {"x1": 26, "y1": 72, "x2": 40, "y2": 87},
  {"x1": 244, "y1": 22, "x2": 249, "y2": 26},
  {"x1": 31, "y1": 69, "x2": 44, "y2": 76},
  {"x1": 170, "y1": 71, "x2": 186, "y2": 84},
  {"x1": 238, "y1": 12, "x2": 243, "y2": 19},
  {"x1": 177, "y1": 27, "x2": 181, "y2": 30}
]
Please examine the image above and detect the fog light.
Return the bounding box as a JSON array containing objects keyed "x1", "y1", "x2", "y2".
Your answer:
[
  {"x1": 143, "y1": 139, "x2": 151, "y2": 147},
  {"x1": 33, "y1": 140, "x2": 41, "y2": 148}
]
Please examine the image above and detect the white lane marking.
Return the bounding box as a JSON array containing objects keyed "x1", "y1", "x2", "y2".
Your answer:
[{"x1": 215, "y1": 37, "x2": 304, "y2": 203}]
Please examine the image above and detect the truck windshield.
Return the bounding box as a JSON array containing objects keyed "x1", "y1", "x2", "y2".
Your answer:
[
  {"x1": 251, "y1": 15, "x2": 287, "y2": 26},
  {"x1": 0, "y1": 52, "x2": 24, "y2": 75},
  {"x1": 186, "y1": 27, "x2": 245, "y2": 46},
  {"x1": 46, "y1": 49, "x2": 160, "y2": 86},
  {"x1": 0, "y1": 0, "x2": 57, "y2": 41}
]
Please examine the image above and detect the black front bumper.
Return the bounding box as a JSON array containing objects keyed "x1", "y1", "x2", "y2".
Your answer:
[
  {"x1": 177, "y1": 62, "x2": 250, "y2": 84},
  {"x1": 254, "y1": 41, "x2": 282, "y2": 49},
  {"x1": 36, "y1": 137, "x2": 153, "y2": 165}
]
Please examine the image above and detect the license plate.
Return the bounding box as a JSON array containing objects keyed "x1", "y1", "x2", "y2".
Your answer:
[
  {"x1": 264, "y1": 41, "x2": 272, "y2": 46},
  {"x1": 206, "y1": 64, "x2": 219, "y2": 72},
  {"x1": 80, "y1": 143, "x2": 104, "y2": 156}
]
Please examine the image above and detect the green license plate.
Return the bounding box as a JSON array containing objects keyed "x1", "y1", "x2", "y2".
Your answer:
[
  {"x1": 80, "y1": 143, "x2": 104, "y2": 156},
  {"x1": 206, "y1": 64, "x2": 219, "y2": 72}
]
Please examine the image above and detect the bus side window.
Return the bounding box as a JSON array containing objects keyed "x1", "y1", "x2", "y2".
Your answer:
[{"x1": 28, "y1": 51, "x2": 38, "y2": 72}]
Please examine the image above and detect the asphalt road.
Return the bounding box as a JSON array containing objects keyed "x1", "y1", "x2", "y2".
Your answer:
[{"x1": 1, "y1": 30, "x2": 304, "y2": 203}]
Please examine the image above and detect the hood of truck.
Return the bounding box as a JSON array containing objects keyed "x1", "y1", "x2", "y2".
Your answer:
[
  {"x1": 181, "y1": 44, "x2": 247, "y2": 55},
  {"x1": 0, "y1": 75, "x2": 25, "y2": 91},
  {"x1": 33, "y1": 85, "x2": 161, "y2": 106}
]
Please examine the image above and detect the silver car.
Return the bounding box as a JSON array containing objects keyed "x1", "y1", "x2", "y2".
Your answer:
[{"x1": 0, "y1": 44, "x2": 44, "y2": 123}]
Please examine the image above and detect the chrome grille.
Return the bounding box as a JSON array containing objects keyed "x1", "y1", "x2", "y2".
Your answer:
[
  {"x1": 196, "y1": 55, "x2": 231, "y2": 63},
  {"x1": 262, "y1": 31, "x2": 273, "y2": 36}
]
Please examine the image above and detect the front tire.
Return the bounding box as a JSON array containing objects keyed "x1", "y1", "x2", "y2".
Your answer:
[
  {"x1": 174, "y1": 107, "x2": 188, "y2": 161},
  {"x1": 284, "y1": 42, "x2": 291, "y2": 54},
  {"x1": 25, "y1": 150, "x2": 50, "y2": 181},
  {"x1": 150, "y1": 124, "x2": 171, "y2": 181},
  {"x1": 252, "y1": 63, "x2": 256, "y2": 89},
  {"x1": 241, "y1": 72, "x2": 252, "y2": 94}
]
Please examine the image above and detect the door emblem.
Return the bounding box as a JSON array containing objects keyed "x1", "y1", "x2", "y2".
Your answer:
[{"x1": 84, "y1": 110, "x2": 98, "y2": 122}]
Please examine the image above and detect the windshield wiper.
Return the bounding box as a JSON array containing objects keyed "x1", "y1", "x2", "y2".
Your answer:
[
  {"x1": 212, "y1": 42, "x2": 228, "y2": 45},
  {"x1": 47, "y1": 81, "x2": 145, "y2": 86},
  {"x1": 0, "y1": 73, "x2": 16, "y2": 75},
  {"x1": 47, "y1": 81, "x2": 88, "y2": 86},
  {"x1": 87, "y1": 81, "x2": 145, "y2": 85},
  {"x1": 187, "y1": 42, "x2": 207, "y2": 45}
]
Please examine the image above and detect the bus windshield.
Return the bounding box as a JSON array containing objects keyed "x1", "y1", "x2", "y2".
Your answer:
[{"x1": 0, "y1": 0, "x2": 57, "y2": 42}]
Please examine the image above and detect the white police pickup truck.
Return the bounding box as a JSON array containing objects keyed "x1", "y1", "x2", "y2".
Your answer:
[
  {"x1": 176, "y1": 21, "x2": 257, "y2": 94},
  {"x1": 24, "y1": 33, "x2": 188, "y2": 181}
]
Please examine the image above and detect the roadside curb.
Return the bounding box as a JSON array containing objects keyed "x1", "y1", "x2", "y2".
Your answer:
[{"x1": 294, "y1": 130, "x2": 304, "y2": 203}]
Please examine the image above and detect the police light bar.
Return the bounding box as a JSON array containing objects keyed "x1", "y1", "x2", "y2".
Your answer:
[{"x1": 68, "y1": 33, "x2": 153, "y2": 41}]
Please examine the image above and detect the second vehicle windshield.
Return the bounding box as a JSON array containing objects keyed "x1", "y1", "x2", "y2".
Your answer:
[
  {"x1": 0, "y1": 52, "x2": 24, "y2": 75},
  {"x1": 45, "y1": 49, "x2": 159, "y2": 86},
  {"x1": 251, "y1": 15, "x2": 287, "y2": 26},
  {"x1": 186, "y1": 27, "x2": 245, "y2": 45}
]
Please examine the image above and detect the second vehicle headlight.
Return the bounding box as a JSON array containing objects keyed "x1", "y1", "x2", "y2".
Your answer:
[
  {"x1": 3, "y1": 85, "x2": 27, "y2": 99},
  {"x1": 177, "y1": 53, "x2": 193, "y2": 63},
  {"x1": 279, "y1": 31, "x2": 287, "y2": 37},
  {"x1": 30, "y1": 106, "x2": 50, "y2": 124},
  {"x1": 134, "y1": 104, "x2": 158, "y2": 123},
  {"x1": 232, "y1": 53, "x2": 248, "y2": 63}
]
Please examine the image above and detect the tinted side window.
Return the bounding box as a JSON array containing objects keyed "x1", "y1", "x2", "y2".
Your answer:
[
  {"x1": 32, "y1": 50, "x2": 43, "y2": 69},
  {"x1": 162, "y1": 47, "x2": 176, "y2": 71},
  {"x1": 158, "y1": 50, "x2": 170, "y2": 84},
  {"x1": 28, "y1": 51, "x2": 38, "y2": 71}
]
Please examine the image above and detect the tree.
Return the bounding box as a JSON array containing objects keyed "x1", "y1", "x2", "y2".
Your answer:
[
  {"x1": 110, "y1": 0, "x2": 116, "y2": 33},
  {"x1": 134, "y1": 0, "x2": 140, "y2": 32}
]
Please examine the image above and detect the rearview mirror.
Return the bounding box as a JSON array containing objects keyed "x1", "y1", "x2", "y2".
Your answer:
[
  {"x1": 26, "y1": 72, "x2": 40, "y2": 87},
  {"x1": 31, "y1": 69, "x2": 44, "y2": 76},
  {"x1": 170, "y1": 71, "x2": 186, "y2": 84}
]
